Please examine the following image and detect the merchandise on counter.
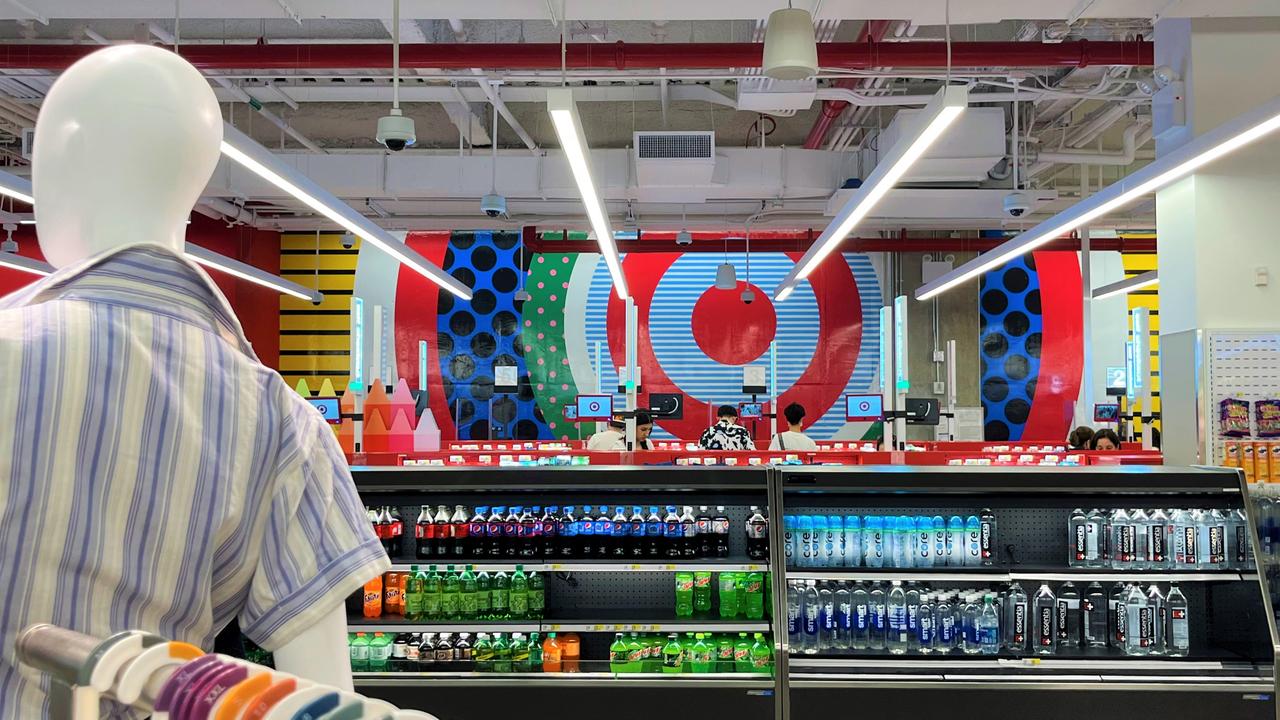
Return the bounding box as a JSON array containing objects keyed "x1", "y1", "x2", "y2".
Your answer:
[
  {"x1": 360, "y1": 565, "x2": 545, "y2": 621},
  {"x1": 1067, "y1": 507, "x2": 1253, "y2": 570},
  {"x1": 784, "y1": 511, "x2": 996, "y2": 568},
  {"x1": 1221, "y1": 398, "x2": 1252, "y2": 438},
  {"x1": 786, "y1": 579, "x2": 1191, "y2": 658}
]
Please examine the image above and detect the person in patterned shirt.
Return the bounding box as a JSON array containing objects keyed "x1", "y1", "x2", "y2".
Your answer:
[{"x1": 698, "y1": 404, "x2": 755, "y2": 450}]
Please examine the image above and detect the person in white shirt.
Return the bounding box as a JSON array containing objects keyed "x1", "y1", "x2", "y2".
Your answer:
[
  {"x1": 587, "y1": 411, "x2": 656, "y2": 450},
  {"x1": 769, "y1": 402, "x2": 819, "y2": 451}
]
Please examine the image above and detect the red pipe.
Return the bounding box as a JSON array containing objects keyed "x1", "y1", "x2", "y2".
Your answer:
[
  {"x1": 804, "y1": 20, "x2": 893, "y2": 150},
  {"x1": 0, "y1": 39, "x2": 1153, "y2": 71},
  {"x1": 525, "y1": 232, "x2": 1157, "y2": 255}
]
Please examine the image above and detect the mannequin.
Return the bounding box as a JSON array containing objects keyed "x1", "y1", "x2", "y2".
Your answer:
[{"x1": 32, "y1": 44, "x2": 356, "y2": 690}]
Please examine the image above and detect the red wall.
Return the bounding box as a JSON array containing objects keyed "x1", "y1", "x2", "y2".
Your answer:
[{"x1": 0, "y1": 216, "x2": 281, "y2": 368}]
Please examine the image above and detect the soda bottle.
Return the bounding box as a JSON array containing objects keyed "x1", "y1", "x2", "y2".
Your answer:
[
  {"x1": 543, "y1": 633, "x2": 563, "y2": 672},
  {"x1": 384, "y1": 571, "x2": 401, "y2": 616},
  {"x1": 491, "y1": 571, "x2": 510, "y2": 618},
  {"x1": 511, "y1": 634, "x2": 531, "y2": 672},
  {"x1": 433, "y1": 633, "x2": 452, "y2": 669},
  {"x1": 450, "y1": 505, "x2": 469, "y2": 557},
  {"x1": 691, "y1": 634, "x2": 713, "y2": 673},
  {"x1": 693, "y1": 571, "x2": 713, "y2": 615},
  {"x1": 405, "y1": 565, "x2": 425, "y2": 621},
  {"x1": 628, "y1": 506, "x2": 646, "y2": 557},
  {"x1": 697, "y1": 506, "x2": 713, "y2": 557},
  {"x1": 468, "y1": 506, "x2": 488, "y2": 558},
  {"x1": 455, "y1": 633, "x2": 474, "y2": 671},
  {"x1": 350, "y1": 632, "x2": 370, "y2": 671},
  {"x1": 510, "y1": 565, "x2": 529, "y2": 619},
  {"x1": 597, "y1": 505, "x2": 615, "y2": 558},
  {"x1": 645, "y1": 506, "x2": 664, "y2": 557},
  {"x1": 663, "y1": 506, "x2": 682, "y2": 558},
  {"x1": 719, "y1": 572, "x2": 739, "y2": 618},
  {"x1": 516, "y1": 506, "x2": 536, "y2": 558},
  {"x1": 746, "y1": 506, "x2": 769, "y2": 560},
  {"x1": 743, "y1": 571, "x2": 765, "y2": 621},
  {"x1": 374, "y1": 507, "x2": 392, "y2": 555},
  {"x1": 626, "y1": 632, "x2": 644, "y2": 673},
  {"x1": 475, "y1": 569, "x2": 492, "y2": 619},
  {"x1": 541, "y1": 505, "x2": 559, "y2": 559},
  {"x1": 716, "y1": 634, "x2": 734, "y2": 672},
  {"x1": 734, "y1": 632, "x2": 752, "y2": 672},
  {"x1": 611, "y1": 506, "x2": 629, "y2": 558},
  {"x1": 750, "y1": 633, "x2": 771, "y2": 674},
  {"x1": 675, "y1": 571, "x2": 694, "y2": 617},
  {"x1": 492, "y1": 634, "x2": 512, "y2": 673},
  {"x1": 527, "y1": 506, "x2": 545, "y2": 559},
  {"x1": 578, "y1": 505, "x2": 596, "y2": 557},
  {"x1": 559, "y1": 506, "x2": 578, "y2": 558},
  {"x1": 528, "y1": 632, "x2": 542, "y2": 672},
  {"x1": 422, "y1": 565, "x2": 442, "y2": 619},
  {"x1": 979, "y1": 509, "x2": 997, "y2": 565},
  {"x1": 369, "y1": 632, "x2": 390, "y2": 672},
  {"x1": 676, "y1": 506, "x2": 695, "y2": 558},
  {"x1": 441, "y1": 565, "x2": 461, "y2": 619},
  {"x1": 503, "y1": 506, "x2": 521, "y2": 558},
  {"x1": 432, "y1": 504, "x2": 450, "y2": 558},
  {"x1": 713, "y1": 506, "x2": 731, "y2": 558},
  {"x1": 661, "y1": 633, "x2": 683, "y2": 673},
  {"x1": 391, "y1": 633, "x2": 410, "y2": 672},
  {"x1": 460, "y1": 565, "x2": 478, "y2": 619},
  {"x1": 528, "y1": 570, "x2": 545, "y2": 619},
  {"x1": 1166, "y1": 584, "x2": 1190, "y2": 657},
  {"x1": 473, "y1": 634, "x2": 493, "y2": 672},
  {"x1": 487, "y1": 506, "x2": 505, "y2": 558},
  {"x1": 415, "y1": 506, "x2": 433, "y2": 560},
  {"x1": 647, "y1": 635, "x2": 664, "y2": 673},
  {"x1": 363, "y1": 574, "x2": 383, "y2": 618},
  {"x1": 610, "y1": 633, "x2": 629, "y2": 673}
]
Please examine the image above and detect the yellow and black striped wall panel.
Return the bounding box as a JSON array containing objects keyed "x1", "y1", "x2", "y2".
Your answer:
[{"x1": 279, "y1": 233, "x2": 358, "y2": 391}]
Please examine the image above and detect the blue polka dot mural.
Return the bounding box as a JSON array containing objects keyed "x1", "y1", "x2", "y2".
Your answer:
[{"x1": 980, "y1": 255, "x2": 1045, "y2": 441}]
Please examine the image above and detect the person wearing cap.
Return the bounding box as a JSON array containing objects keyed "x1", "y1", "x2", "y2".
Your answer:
[
  {"x1": 769, "y1": 402, "x2": 818, "y2": 451},
  {"x1": 698, "y1": 404, "x2": 755, "y2": 451}
]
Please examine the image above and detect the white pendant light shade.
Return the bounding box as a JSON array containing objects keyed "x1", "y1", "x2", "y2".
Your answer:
[
  {"x1": 763, "y1": 8, "x2": 818, "y2": 81},
  {"x1": 715, "y1": 262, "x2": 738, "y2": 290}
]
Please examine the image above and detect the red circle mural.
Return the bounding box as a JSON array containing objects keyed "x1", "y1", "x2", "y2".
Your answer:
[{"x1": 690, "y1": 282, "x2": 777, "y2": 365}]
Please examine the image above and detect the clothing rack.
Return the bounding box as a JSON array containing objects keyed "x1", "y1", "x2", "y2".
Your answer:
[{"x1": 16, "y1": 623, "x2": 436, "y2": 720}]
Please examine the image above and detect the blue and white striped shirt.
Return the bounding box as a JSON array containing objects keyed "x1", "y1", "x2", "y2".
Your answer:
[{"x1": 0, "y1": 245, "x2": 388, "y2": 718}]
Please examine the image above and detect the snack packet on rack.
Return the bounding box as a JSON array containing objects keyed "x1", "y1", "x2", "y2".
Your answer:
[
  {"x1": 1256, "y1": 399, "x2": 1280, "y2": 438},
  {"x1": 1221, "y1": 398, "x2": 1252, "y2": 437}
]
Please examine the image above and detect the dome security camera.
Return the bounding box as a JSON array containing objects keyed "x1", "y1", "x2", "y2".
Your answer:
[
  {"x1": 675, "y1": 229, "x2": 693, "y2": 246},
  {"x1": 480, "y1": 193, "x2": 508, "y2": 218},
  {"x1": 376, "y1": 109, "x2": 416, "y2": 152},
  {"x1": 1002, "y1": 191, "x2": 1032, "y2": 219},
  {"x1": 340, "y1": 232, "x2": 356, "y2": 249},
  {"x1": 741, "y1": 288, "x2": 755, "y2": 305}
]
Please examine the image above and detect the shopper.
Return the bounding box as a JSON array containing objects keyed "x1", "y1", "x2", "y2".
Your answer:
[
  {"x1": 1068, "y1": 426, "x2": 1096, "y2": 450},
  {"x1": 769, "y1": 403, "x2": 818, "y2": 451},
  {"x1": 698, "y1": 405, "x2": 755, "y2": 450},
  {"x1": 1092, "y1": 428, "x2": 1122, "y2": 451},
  {"x1": 586, "y1": 413, "x2": 627, "y2": 451},
  {"x1": 634, "y1": 410, "x2": 655, "y2": 450}
]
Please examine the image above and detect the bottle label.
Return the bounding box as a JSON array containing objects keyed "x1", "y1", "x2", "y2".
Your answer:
[
  {"x1": 889, "y1": 605, "x2": 907, "y2": 631},
  {"x1": 1209, "y1": 525, "x2": 1225, "y2": 564},
  {"x1": 854, "y1": 604, "x2": 869, "y2": 631},
  {"x1": 664, "y1": 522, "x2": 682, "y2": 539},
  {"x1": 1038, "y1": 606, "x2": 1053, "y2": 646},
  {"x1": 1183, "y1": 526, "x2": 1198, "y2": 564},
  {"x1": 351, "y1": 644, "x2": 369, "y2": 660},
  {"x1": 788, "y1": 605, "x2": 802, "y2": 635},
  {"x1": 1012, "y1": 602, "x2": 1027, "y2": 643},
  {"x1": 631, "y1": 520, "x2": 644, "y2": 537},
  {"x1": 1171, "y1": 608, "x2": 1189, "y2": 646},
  {"x1": 487, "y1": 520, "x2": 503, "y2": 538},
  {"x1": 837, "y1": 602, "x2": 852, "y2": 631},
  {"x1": 872, "y1": 603, "x2": 886, "y2": 631},
  {"x1": 416, "y1": 524, "x2": 428, "y2": 539},
  {"x1": 968, "y1": 530, "x2": 981, "y2": 559},
  {"x1": 748, "y1": 519, "x2": 768, "y2": 540},
  {"x1": 1138, "y1": 607, "x2": 1154, "y2": 646},
  {"x1": 784, "y1": 531, "x2": 794, "y2": 559},
  {"x1": 980, "y1": 520, "x2": 994, "y2": 560},
  {"x1": 940, "y1": 615, "x2": 955, "y2": 642},
  {"x1": 663, "y1": 651, "x2": 682, "y2": 669},
  {"x1": 933, "y1": 530, "x2": 946, "y2": 559},
  {"x1": 610, "y1": 649, "x2": 628, "y2": 664},
  {"x1": 1056, "y1": 600, "x2": 1069, "y2": 639},
  {"x1": 1235, "y1": 526, "x2": 1249, "y2": 564},
  {"x1": 581, "y1": 519, "x2": 595, "y2": 536},
  {"x1": 907, "y1": 604, "x2": 919, "y2": 631},
  {"x1": 697, "y1": 518, "x2": 711, "y2": 535},
  {"x1": 805, "y1": 606, "x2": 819, "y2": 635},
  {"x1": 1074, "y1": 524, "x2": 1087, "y2": 561},
  {"x1": 1152, "y1": 525, "x2": 1166, "y2": 562},
  {"x1": 676, "y1": 577, "x2": 694, "y2": 592},
  {"x1": 918, "y1": 533, "x2": 930, "y2": 562},
  {"x1": 683, "y1": 522, "x2": 697, "y2": 539},
  {"x1": 1115, "y1": 602, "x2": 1127, "y2": 642},
  {"x1": 712, "y1": 518, "x2": 731, "y2": 535},
  {"x1": 1120, "y1": 526, "x2": 1135, "y2": 560},
  {"x1": 919, "y1": 613, "x2": 933, "y2": 644},
  {"x1": 646, "y1": 521, "x2": 663, "y2": 537}
]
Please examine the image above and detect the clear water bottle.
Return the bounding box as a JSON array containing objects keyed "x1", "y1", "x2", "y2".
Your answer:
[
  {"x1": 1146, "y1": 584, "x2": 1166, "y2": 655},
  {"x1": 802, "y1": 580, "x2": 820, "y2": 654},
  {"x1": 1192, "y1": 509, "x2": 1212, "y2": 569},
  {"x1": 797, "y1": 515, "x2": 814, "y2": 568},
  {"x1": 900, "y1": 516, "x2": 918, "y2": 568},
  {"x1": 931, "y1": 515, "x2": 947, "y2": 566},
  {"x1": 918, "y1": 593, "x2": 936, "y2": 654},
  {"x1": 979, "y1": 509, "x2": 997, "y2": 566},
  {"x1": 905, "y1": 583, "x2": 922, "y2": 652},
  {"x1": 961, "y1": 594, "x2": 981, "y2": 655},
  {"x1": 828, "y1": 516, "x2": 845, "y2": 567},
  {"x1": 1056, "y1": 582, "x2": 1081, "y2": 649},
  {"x1": 1068, "y1": 508, "x2": 1090, "y2": 567},
  {"x1": 1130, "y1": 509, "x2": 1151, "y2": 570},
  {"x1": 884, "y1": 517, "x2": 900, "y2": 568},
  {"x1": 936, "y1": 593, "x2": 956, "y2": 653},
  {"x1": 1109, "y1": 509, "x2": 1133, "y2": 569},
  {"x1": 1165, "y1": 584, "x2": 1190, "y2": 657},
  {"x1": 818, "y1": 582, "x2": 836, "y2": 651},
  {"x1": 1032, "y1": 583, "x2": 1057, "y2": 655},
  {"x1": 1171, "y1": 508, "x2": 1198, "y2": 568},
  {"x1": 964, "y1": 515, "x2": 982, "y2": 567},
  {"x1": 1003, "y1": 581, "x2": 1029, "y2": 654},
  {"x1": 834, "y1": 583, "x2": 852, "y2": 650},
  {"x1": 915, "y1": 517, "x2": 933, "y2": 568},
  {"x1": 787, "y1": 580, "x2": 803, "y2": 653},
  {"x1": 1149, "y1": 508, "x2": 1172, "y2": 568},
  {"x1": 1088, "y1": 508, "x2": 1109, "y2": 565},
  {"x1": 1108, "y1": 581, "x2": 1128, "y2": 649},
  {"x1": 1229, "y1": 508, "x2": 1253, "y2": 569},
  {"x1": 887, "y1": 581, "x2": 909, "y2": 655},
  {"x1": 844, "y1": 516, "x2": 862, "y2": 568},
  {"x1": 851, "y1": 582, "x2": 871, "y2": 650},
  {"x1": 1125, "y1": 583, "x2": 1153, "y2": 656},
  {"x1": 979, "y1": 594, "x2": 1001, "y2": 655},
  {"x1": 1081, "y1": 582, "x2": 1106, "y2": 648},
  {"x1": 812, "y1": 516, "x2": 829, "y2": 568},
  {"x1": 946, "y1": 516, "x2": 965, "y2": 567},
  {"x1": 783, "y1": 515, "x2": 797, "y2": 566},
  {"x1": 1205, "y1": 509, "x2": 1228, "y2": 569},
  {"x1": 865, "y1": 516, "x2": 885, "y2": 568},
  {"x1": 869, "y1": 583, "x2": 887, "y2": 651}
]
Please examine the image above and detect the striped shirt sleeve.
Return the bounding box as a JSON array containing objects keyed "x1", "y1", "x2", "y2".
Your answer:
[{"x1": 239, "y1": 390, "x2": 390, "y2": 651}]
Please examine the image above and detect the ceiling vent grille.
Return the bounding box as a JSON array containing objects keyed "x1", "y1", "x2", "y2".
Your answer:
[{"x1": 635, "y1": 131, "x2": 714, "y2": 160}]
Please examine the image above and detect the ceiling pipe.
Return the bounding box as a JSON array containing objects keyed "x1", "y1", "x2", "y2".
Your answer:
[
  {"x1": 525, "y1": 232, "x2": 1156, "y2": 254},
  {"x1": 1035, "y1": 123, "x2": 1150, "y2": 166},
  {"x1": 0, "y1": 39, "x2": 1155, "y2": 71},
  {"x1": 804, "y1": 19, "x2": 893, "y2": 150}
]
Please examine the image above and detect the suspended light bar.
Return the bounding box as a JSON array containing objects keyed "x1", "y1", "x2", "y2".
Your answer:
[
  {"x1": 1092, "y1": 270, "x2": 1158, "y2": 301},
  {"x1": 0, "y1": 251, "x2": 52, "y2": 276},
  {"x1": 184, "y1": 243, "x2": 322, "y2": 303},
  {"x1": 0, "y1": 171, "x2": 33, "y2": 205},
  {"x1": 917, "y1": 92, "x2": 1280, "y2": 301},
  {"x1": 220, "y1": 123, "x2": 471, "y2": 300},
  {"x1": 547, "y1": 87, "x2": 628, "y2": 300},
  {"x1": 775, "y1": 85, "x2": 967, "y2": 301}
]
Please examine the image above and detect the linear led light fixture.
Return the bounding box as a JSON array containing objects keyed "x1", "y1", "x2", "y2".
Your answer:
[
  {"x1": 1092, "y1": 270, "x2": 1158, "y2": 301},
  {"x1": 547, "y1": 87, "x2": 628, "y2": 300},
  {"x1": 918, "y1": 92, "x2": 1280, "y2": 301},
  {"x1": 0, "y1": 170, "x2": 33, "y2": 205},
  {"x1": 220, "y1": 123, "x2": 471, "y2": 300},
  {"x1": 184, "y1": 243, "x2": 322, "y2": 303},
  {"x1": 774, "y1": 85, "x2": 968, "y2": 301},
  {"x1": 0, "y1": 251, "x2": 52, "y2": 276}
]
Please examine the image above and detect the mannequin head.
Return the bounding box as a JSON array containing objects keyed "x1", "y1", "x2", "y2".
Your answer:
[{"x1": 33, "y1": 44, "x2": 222, "y2": 268}]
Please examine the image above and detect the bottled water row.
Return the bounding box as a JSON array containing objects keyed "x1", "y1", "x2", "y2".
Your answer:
[
  {"x1": 786, "y1": 579, "x2": 1190, "y2": 658},
  {"x1": 784, "y1": 511, "x2": 997, "y2": 569},
  {"x1": 1067, "y1": 508, "x2": 1254, "y2": 570}
]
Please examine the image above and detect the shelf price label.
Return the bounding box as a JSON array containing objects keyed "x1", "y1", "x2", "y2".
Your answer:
[
  {"x1": 549, "y1": 564, "x2": 566, "y2": 571},
  {"x1": 547, "y1": 624, "x2": 562, "y2": 631}
]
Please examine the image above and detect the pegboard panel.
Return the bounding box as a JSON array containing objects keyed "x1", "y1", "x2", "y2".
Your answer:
[{"x1": 1205, "y1": 330, "x2": 1280, "y2": 466}]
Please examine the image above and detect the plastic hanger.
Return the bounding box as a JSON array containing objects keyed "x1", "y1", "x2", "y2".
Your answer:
[
  {"x1": 289, "y1": 690, "x2": 341, "y2": 720},
  {"x1": 315, "y1": 699, "x2": 366, "y2": 720},
  {"x1": 209, "y1": 670, "x2": 274, "y2": 720},
  {"x1": 239, "y1": 676, "x2": 302, "y2": 720},
  {"x1": 258, "y1": 686, "x2": 335, "y2": 720},
  {"x1": 153, "y1": 655, "x2": 228, "y2": 720},
  {"x1": 114, "y1": 640, "x2": 203, "y2": 705},
  {"x1": 169, "y1": 658, "x2": 242, "y2": 720},
  {"x1": 184, "y1": 662, "x2": 255, "y2": 720}
]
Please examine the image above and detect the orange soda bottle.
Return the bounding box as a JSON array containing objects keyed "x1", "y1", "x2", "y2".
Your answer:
[
  {"x1": 384, "y1": 571, "x2": 401, "y2": 615},
  {"x1": 542, "y1": 633, "x2": 563, "y2": 672},
  {"x1": 363, "y1": 574, "x2": 383, "y2": 618}
]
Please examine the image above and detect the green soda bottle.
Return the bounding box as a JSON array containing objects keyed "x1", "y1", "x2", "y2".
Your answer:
[
  {"x1": 691, "y1": 633, "x2": 713, "y2": 673},
  {"x1": 424, "y1": 565, "x2": 442, "y2": 619},
  {"x1": 509, "y1": 566, "x2": 529, "y2": 620},
  {"x1": 349, "y1": 632, "x2": 370, "y2": 672},
  {"x1": 734, "y1": 632, "x2": 751, "y2": 673},
  {"x1": 743, "y1": 571, "x2": 765, "y2": 620},
  {"x1": 693, "y1": 571, "x2": 713, "y2": 615},
  {"x1": 674, "y1": 572, "x2": 694, "y2": 617},
  {"x1": 716, "y1": 634, "x2": 734, "y2": 672},
  {"x1": 527, "y1": 571, "x2": 545, "y2": 619},
  {"x1": 750, "y1": 633, "x2": 772, "y2": 674},
  {"x1": 473, "y1": 633, "x2": 494, "y2": 672},
  {"x1": 609, "y1": 632, "x2": 629, "y2": 674},
  {"x1": 441, "y1": 565, "x2": 461, "y2": 619},
  {"x1": 718, "y1": 572, "x2": 739, "y2": 618},
  {"x1": 626, "y1": 632, "x2": 645, "y2": 673},
  {"x1": 460, "y1": 565, "x2": 478, "y2": 619},
  {"x1": 369, "y1": 632, "x2": 390, "y2": 671},
  {"x1": 404, "y1": 565, "x2": 424, "y2": 621},
  {"x1": 475, "y1": 569, "x2": 492, "y2": 619},
  {"x1": 511, "y1": 633, "x2": 531, "y2": 672},
  {"x1": 661, "y1": 633, "x2": 683, "y2": 673},
  {"x1": 649, "y1": 634, "x2": 665, "y2": 672},
  {"x1": 528, "y1": 632, "x2": 543, "y2": 671},
  {"x1": 682, "y1": 632, "x2": 695, "y2": 672},
  {"x1": 491, "y1": 571, "x2": 510, "y2": 619},
  {"x1": 492, "y1": 633, "x2": 512, "y2": 673}
]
